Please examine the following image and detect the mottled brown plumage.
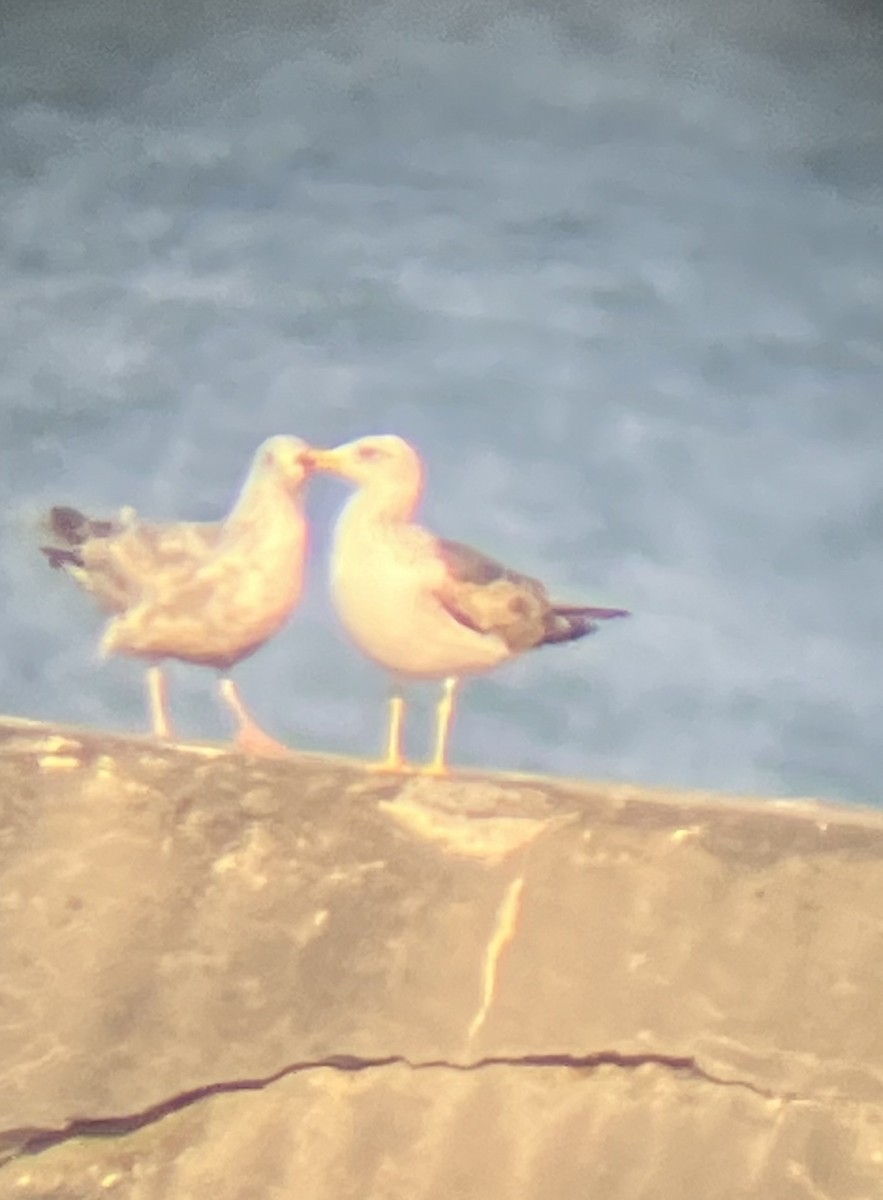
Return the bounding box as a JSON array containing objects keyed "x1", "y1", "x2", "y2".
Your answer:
[{"x1": 41, "y1": 436, "x2": 313, "y2": 753}]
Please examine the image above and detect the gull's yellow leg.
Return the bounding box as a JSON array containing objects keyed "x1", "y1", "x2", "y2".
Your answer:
[
  {"x1": 219, "y1": 677, "x2": 291, "y2": 758},
  {"x1": 146, "y1": 665, "x2": 173, "y2": 740},
  {"x1": 367, "y1": 691, "x2": 409, "y2": 773},
  {"x1": 422, "y1": 676, "x2": 458, "y2": 776}
]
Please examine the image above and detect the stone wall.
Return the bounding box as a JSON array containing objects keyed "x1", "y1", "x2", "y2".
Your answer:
[{"x1": 0, "y1": 716, "x2": 881, "y2": 1199}]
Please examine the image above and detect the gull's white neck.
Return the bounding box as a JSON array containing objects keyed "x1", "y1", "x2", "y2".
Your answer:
[
  {"x1": 224, "y1": 462, "x2": 306, "y2": 547},
  {"x1": 338, "y1": 473, "x2": 423, "y2": 531}
]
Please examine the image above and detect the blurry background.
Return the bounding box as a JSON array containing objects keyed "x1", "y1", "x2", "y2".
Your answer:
[{"x1": 1, "y1": 0, "x2": 881, "y2": 803}]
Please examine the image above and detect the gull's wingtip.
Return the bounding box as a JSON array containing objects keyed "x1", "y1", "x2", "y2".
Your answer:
[
  {"x1": 45, "y1": 505, "x2": 116, "y2": 546},
  {"x1": 553, "y1": 604, "x2": 631, "y2": 620},
  {"x1": 543, "y1": 603, "x2": 632, "y2": 646},
  {"x1": 40, "y1": 545, "x2": 83, "y2": 571}
]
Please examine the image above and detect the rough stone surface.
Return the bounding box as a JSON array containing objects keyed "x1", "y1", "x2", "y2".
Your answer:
[{"x1": 1, "y1": 715, "x2": 882, "y2": 1198}]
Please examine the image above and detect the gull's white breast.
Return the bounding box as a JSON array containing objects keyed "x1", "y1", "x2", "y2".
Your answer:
[{"x1": 330, "y1": 507, "x2": 509, "y2": 680}]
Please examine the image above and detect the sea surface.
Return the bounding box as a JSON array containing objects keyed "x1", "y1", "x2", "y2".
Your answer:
[{"x1": 1, "y1": 0, "x2": 882, "y2": 804}]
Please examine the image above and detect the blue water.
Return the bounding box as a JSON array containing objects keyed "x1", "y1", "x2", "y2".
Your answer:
[{"x1": 1, "y1": 0, "x2": 882, "y2": 803}]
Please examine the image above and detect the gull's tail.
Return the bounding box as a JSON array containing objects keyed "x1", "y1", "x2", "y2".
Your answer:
[
  {"x1": 39, "y1": 506, "x2": 117, "y2": 575},
  {"x1": 39, "y1": 505, "x2": 138, "y2": 617},
  {"x1": 542, "y1": 605, "x2": 630, "y2": 646}
]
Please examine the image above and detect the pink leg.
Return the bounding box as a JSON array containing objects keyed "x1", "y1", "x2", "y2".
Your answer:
[
  {"x1": 146, "y1": 666, "x2": 174, "y2": 739},
  {"x1": 218, "y1": 677, "x2": 292, "y2": 759}
]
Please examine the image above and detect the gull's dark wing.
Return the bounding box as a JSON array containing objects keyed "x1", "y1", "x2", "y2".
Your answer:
[
  {"x1": 435, "y1": 538, "x2": 629, "y2": 652},
  {"x1": 434, "y1": 538, "x2": 552, "y2": 652}
]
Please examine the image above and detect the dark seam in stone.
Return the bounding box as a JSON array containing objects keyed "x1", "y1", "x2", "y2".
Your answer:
[{"x1": 0, "y1": 1051, "x2": 792, "y2": 1167}]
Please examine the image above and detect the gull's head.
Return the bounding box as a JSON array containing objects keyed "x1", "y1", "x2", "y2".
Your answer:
[
  {"x1": 306, "y1": 435, "x2": 422, "y2": 492},
  {"x1": 257, "y1": 435, "x2": 313, "y2": 487}
]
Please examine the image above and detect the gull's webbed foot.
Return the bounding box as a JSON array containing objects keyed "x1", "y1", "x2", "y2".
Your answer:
[{"x1": 219, "y1": 678, "x2": 292, "y2": 760}]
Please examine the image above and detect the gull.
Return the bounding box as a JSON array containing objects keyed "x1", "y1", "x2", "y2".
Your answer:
[
  {"x1": 307, "y1": 435, "x2": 629, "y2": 774},
  {"x1": 40, "y1": 436, "x2": 313, "y2": 755}
]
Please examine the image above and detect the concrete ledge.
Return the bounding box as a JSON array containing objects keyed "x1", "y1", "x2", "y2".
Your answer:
[{"x1": 0, "y1": 716, "x2": 881, "y2": 1198}]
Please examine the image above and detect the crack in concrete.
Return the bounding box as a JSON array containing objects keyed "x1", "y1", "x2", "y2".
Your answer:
[{"x1": 0, "y1": 1050, "x2": 788, "y2": 1167}]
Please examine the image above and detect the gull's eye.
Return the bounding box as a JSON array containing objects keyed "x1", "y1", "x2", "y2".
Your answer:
[{"x1": 356, "y1": 444, "x2": 383, "y2": 462}]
